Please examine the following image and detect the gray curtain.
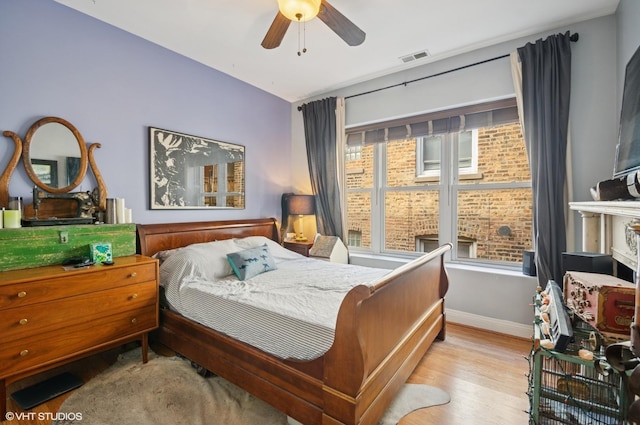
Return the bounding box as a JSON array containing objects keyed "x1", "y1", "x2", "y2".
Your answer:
[
  {"x1": 517, "y1": 32, "x2": 572, "y2": 286},
  {"x1": 300, "y1": 97, "x2": 343, "y2": 238}
]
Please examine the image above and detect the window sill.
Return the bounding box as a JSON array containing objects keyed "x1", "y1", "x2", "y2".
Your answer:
[
  {"x1": 445, "y1": 261, "x2": 528, "y2": 278},
  {"x1": 349, "y1": 252, "x2": 418, "y2": 270},
  {"x1": 349, "y1": 252, "x2": 528, "y2": 278}
]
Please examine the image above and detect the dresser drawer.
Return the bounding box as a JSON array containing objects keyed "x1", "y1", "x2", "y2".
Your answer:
[
  {"x1": 0, "y1": 304, "x2": 157, "y2": 377},
  {"x1": 0, "y1": 263, "x2": 157, "y2": 310},
  {"x1": 0, "y1": 281, "x2": 157, "y2": 343}
]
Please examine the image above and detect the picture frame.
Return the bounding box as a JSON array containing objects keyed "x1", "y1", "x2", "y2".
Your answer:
[
  {"x1": 31, "y1": 159, "x2": 59, "y2": 188},
  {"x1": 149, "y1": 127, "x2": 245, "y2": 209}
]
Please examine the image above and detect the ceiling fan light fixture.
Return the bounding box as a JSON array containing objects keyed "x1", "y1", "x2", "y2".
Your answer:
[{"x1": 277, "y1": 0, "x2": 321, "y2": 22}]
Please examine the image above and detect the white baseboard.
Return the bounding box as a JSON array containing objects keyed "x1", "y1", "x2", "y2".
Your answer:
[{"x1": 447, "y1": 309, "x2": 532, "y2": 339}]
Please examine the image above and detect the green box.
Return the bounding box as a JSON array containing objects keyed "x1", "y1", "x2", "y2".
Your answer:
[{"x1": 0, "y1": 224, "x2": 136, "y2": 271}]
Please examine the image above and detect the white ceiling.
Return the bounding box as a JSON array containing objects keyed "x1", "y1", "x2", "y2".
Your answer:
[{"x1": 54, "y1": 0, "x2": 619, "y2": 102}]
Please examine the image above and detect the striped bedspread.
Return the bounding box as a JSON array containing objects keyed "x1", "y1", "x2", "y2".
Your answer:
[{"x1": 160, "y1": 255, "x2": 389, "y2": 360}]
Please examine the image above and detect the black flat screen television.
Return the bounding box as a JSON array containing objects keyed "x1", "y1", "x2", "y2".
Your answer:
[{"x1": 613, "y1": 44, "x2": 640, "y2": 178}]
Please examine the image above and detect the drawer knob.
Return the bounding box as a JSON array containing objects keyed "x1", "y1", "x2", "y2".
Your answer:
[
  {"x1": 131, "y1": 318, "x2": 137, "y2": 324},
  {"x1": 20, "y1": 349, "x2": 29, "y2": 357},
  {"x1": 19, "y1": 318, "x2": 28, "y2": 325},
  {"x1": 130, "y1": 293, "x2": 138, "y2": 299},
  {"x1": 17, "y1": 291, "x2": 27, "y2": 298},
  {"x1": 128, "y1": 272, "x2": 138, "y2": 278}
]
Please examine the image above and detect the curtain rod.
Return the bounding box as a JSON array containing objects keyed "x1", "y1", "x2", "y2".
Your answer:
[{"x1": 297, "y1": 32, "x2": 578, "y2": 110}]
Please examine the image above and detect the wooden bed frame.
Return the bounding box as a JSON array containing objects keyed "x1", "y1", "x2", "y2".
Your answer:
[{"x1": 136, "y1": 218, "x2": 451, "y2": 425}]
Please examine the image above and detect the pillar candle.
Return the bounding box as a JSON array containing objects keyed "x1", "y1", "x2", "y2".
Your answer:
[
  {"x1": 4, "y1": 210, "x2": 21, "y2": 228},
  {"x1": 8, "y1": 197, "x2": 22, "y2": 216},
  {"x1": 116, "y1": 198, "x2": 125, "y2": 224},
  {"x1": 124, "y1": 208, "x2": 132, "y2": 224},
  {"x1": 105, "y1": 198, "x2": 117, "y2": 224}
]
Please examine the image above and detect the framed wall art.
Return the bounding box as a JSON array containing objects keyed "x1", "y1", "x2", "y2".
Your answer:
[
  {"x1": 149, "y1": 127, "x2": 245, "y2": 209},
  {"x1": 31, "y1": 159, "x2": 59, "y2": 188}
]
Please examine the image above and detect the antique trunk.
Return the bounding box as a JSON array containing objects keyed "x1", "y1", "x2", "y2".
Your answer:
[
  {"x1": 563, "y1": 271, "x2": 635, "y2": 341},
  {"x1": 0, "y1": 223, "x2": 136, "y2": 271}
]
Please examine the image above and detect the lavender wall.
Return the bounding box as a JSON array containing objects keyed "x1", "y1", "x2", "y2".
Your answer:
[{"x1": 0, "y1": 0, "x2": 292, "y2": 224}]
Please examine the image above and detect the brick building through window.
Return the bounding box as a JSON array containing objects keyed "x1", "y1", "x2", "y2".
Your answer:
[{"x1": 345, "y1": 100, "x2": 533, "y2": 266}]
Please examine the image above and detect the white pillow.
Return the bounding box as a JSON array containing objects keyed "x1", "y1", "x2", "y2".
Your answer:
[
  {"x1": 160, "y1": 252, "x2": 207, "y2": 291},
  {"x1": 233, "y1": 236, "x2": 303, "y2": 262},
  {"x1": 160, "y1": 239, "x2": 239, "y2": 284},
  {"x1": 153, "y1": 248, "x2": 181, "y2": 264}
]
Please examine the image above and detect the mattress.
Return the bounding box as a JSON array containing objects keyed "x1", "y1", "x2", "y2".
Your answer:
[{"x1": 160, "y1": 254, "x2": 389, "y2": 361}]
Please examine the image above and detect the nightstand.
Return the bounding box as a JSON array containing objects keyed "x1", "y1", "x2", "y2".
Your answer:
[{"x1": 283, "y1": 240, "x2": 314, "y2": 256}]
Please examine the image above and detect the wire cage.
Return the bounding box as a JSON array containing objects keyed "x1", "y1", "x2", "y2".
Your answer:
[
  {"x1": 529, "y1": 291, "x2": 630, "y2": 424},
  {"x1": 529, "y1": 349, "x2": 626, "y2": 424}
]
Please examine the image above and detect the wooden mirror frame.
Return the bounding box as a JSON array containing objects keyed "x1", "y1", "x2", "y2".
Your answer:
[
  {"x1": 22, "y1": 116, "x2": 88, "y2": 194},
  {"x1": 0, "y1": 117, "x2": 107, "y2": 210}
]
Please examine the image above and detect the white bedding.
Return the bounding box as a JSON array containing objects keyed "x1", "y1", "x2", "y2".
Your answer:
[{"x1": 159, "y1": 237, "x2": 389, "y2": 360}]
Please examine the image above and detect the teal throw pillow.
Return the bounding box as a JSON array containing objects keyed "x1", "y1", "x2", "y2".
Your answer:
[{"x1": 227, "y1": 244, "x2": 277, "y2": 280}]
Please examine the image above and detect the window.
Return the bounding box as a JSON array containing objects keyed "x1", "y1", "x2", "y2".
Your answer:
[
  {"x1": 419, "y1": 135, "x2": 442, "y2": 174},
  {"x1": 416, "y1": 236, "x2": 439, "y2": 253},
  {"x1": 417, "y1": 235, "x2": 476, "y2": 257},
  {"x1": 346, "y1": 145, "x2": 362, "y2": 161},
  {"x1": 418, "y1": 130, "x2": 477, "y2": 177},
  {"x1": 348, "y1": 230, "x2": 362, "y2": 247},
  {"x1": 345, "y1": 99, "x2": 532, "y2": 267}
]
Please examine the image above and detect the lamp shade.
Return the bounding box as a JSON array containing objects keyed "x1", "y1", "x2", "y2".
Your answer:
[
  {"x1": 287, "y1": 194, "x2": 315, "y2": 215},
  {"x1": 277, "y1": 0, "x2": 321, "y2": 22}
]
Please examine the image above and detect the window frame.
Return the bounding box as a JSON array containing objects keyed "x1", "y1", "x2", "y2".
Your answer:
[{"x1": 345, "y1": 98, "x2": 530, "y2": 270}]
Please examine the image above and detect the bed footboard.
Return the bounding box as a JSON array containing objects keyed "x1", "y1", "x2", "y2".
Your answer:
[{"x1": 322, "y1": 243, "x2": 451, "y2": 425}]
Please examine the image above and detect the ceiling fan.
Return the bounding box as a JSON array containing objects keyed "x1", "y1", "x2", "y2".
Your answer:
[{"x1": 261, "y1": 0, "x2": 366, "y2": 50}]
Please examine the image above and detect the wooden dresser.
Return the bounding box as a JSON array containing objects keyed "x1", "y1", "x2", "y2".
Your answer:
[{"x1": 0, "y1": 255, "x2": 158, "y2": 416}]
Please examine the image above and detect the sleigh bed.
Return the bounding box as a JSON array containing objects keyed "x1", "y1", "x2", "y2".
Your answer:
[{"x1": 136, "y1": 218, "x2": 451, "y2": 425}]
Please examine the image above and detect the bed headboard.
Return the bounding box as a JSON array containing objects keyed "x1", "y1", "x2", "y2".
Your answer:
[{"x1": 136, "y1": 218, "x2": 280, "y2": 257}]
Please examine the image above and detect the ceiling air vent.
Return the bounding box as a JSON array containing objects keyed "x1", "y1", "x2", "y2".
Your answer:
[{"x1": 400, "y1": 50, "x2": 430, "y2": 63}]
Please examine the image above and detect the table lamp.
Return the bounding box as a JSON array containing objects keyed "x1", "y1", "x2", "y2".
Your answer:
[{"x1": 286, "y1": 194, "x2": 315, "y2": 241}]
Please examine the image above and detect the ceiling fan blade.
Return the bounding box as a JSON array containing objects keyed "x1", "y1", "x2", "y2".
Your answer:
[
  {"x1": 317, "y1": 0, "x2": 365, "y2": 46},
  {"x1": 261, "y1": 12, "x2": 291, "y2": 49}
]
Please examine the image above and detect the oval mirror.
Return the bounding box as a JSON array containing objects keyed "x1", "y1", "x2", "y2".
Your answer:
[{"x1": 22, "y1": 117, "x2": 88, "y2": 194}]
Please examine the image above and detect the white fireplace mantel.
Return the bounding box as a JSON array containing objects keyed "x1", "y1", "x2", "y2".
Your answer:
[{"x1": 569, "y1": 201, "x2": 640, "y2": 272}]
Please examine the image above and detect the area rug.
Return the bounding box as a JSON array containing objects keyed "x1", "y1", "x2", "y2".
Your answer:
[{"x1": 52, "y1": 349, "x2": 449, "y2": 425}]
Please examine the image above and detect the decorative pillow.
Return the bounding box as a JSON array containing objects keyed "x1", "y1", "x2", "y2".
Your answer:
[{"x1": 227, "y1": 244, "x2": 277, "y2": 280}]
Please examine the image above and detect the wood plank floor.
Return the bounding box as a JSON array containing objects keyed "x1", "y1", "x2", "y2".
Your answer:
[
  {"x1": 400, "y1": 323, "x2": 531, "y2": 425},
  {"x1": 1, "y1": 323, "x2": 532, "y2": 425}
]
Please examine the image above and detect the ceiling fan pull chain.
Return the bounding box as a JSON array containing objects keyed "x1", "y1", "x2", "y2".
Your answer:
[
  {"x1": 303, "y1": 17, "x2": 307, "y2": 54},
  {"x1": 296, "y1": 12, "x2": 307, "y2": 56},
  {"x1": 298, "y1": 20, "x2": 302, "y2": 56}
]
